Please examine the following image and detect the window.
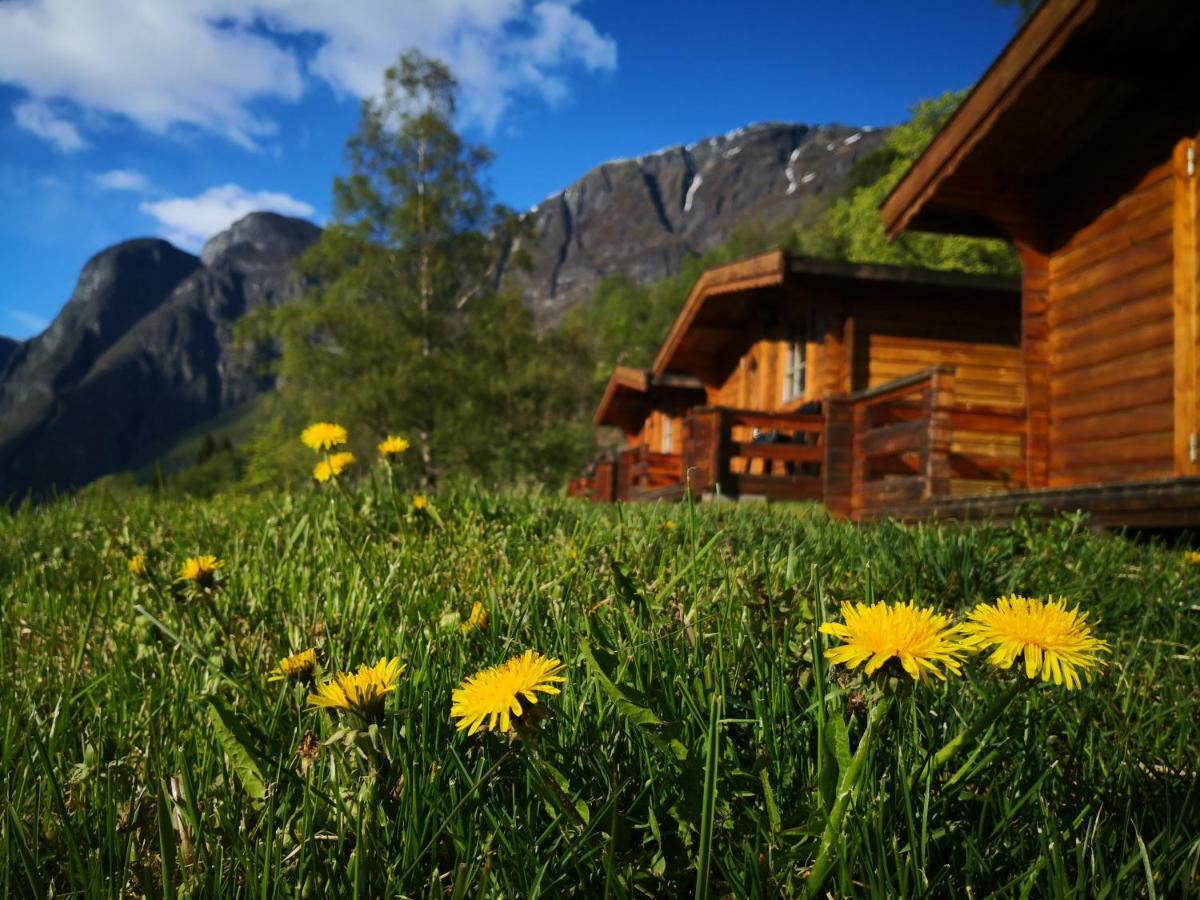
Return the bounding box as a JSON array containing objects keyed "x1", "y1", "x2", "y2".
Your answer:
[
  {"x1": 782, "y1": 340, "x2": 807, "y2": 403},
  {"x1": 661, "y1": 416, "x2": 674, "y2": 453}
]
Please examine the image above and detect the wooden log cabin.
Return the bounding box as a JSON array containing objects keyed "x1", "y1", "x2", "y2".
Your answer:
[
  {"x1": 879, "y1": 0, "x2": 1200, "y2": 526},
  {"x1": 576, "y1": 249, "x2": 1029, "y2": 517}
]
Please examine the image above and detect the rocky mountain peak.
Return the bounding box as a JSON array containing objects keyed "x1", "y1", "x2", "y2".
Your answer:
[
  {"x1": 200, "y1": 211, "x2": 322, "y2": 272},
  {"x1": 513, "y1": 121, "x2": 885, "y2": 325}
]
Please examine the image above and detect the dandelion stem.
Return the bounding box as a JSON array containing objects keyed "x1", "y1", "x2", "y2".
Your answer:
[
  {"x1": 910, "y1": 678, "x2": 1029, "y2": 788},
  {"x1": 805, "y1": 695, "x2": 891, "y2": 898}
]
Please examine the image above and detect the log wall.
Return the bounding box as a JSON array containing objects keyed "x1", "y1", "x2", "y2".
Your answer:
[{"x1": 1046, "y1": 157, "x2": 1176, "y2": 486}]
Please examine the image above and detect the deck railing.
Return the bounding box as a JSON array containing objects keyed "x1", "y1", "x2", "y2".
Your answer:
[
  {"x1": 615, "y1": 445, "x2": 684, "y2": 502},
  {"x1": 576, "y1": 367, "x2": 1025, "y2": 516},
  {"x1": 683, "y1": 406, "x2": 825, "y2": 501},
  {"x1": 825, "y1": 366, "x2": 1026, "y2": 519}
]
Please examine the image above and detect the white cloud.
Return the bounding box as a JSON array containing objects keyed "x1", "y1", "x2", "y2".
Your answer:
[
  {"x1": 93, "y1": 168, "x2": 152, "y2": 192},
  {"x1": 13, "y1": 98, "x2": 85, "y2": 151},
  {"x1": 0, "y1": 0, "x2": 617, "y2": 148},
  {"x1": 140, "y1": 183, "x2": 316, "y2": 251}
]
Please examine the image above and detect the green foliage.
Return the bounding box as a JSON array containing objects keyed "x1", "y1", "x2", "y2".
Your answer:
[
  {"x1": 556, "y1": 218, "x2": 800, "y2": 390},
  {"x1": 243, "y1": 52, "x2": 575, "y2": 489},
  {"x1": 788, "y1": 94, "x2": 1019, "y2": 274},
  {"x1": 2, "y1": 484, "x2": 1198, "y2": 896}
]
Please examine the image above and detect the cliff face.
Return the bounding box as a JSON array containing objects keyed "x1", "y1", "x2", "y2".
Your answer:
[
  {"x1": 0, "y1": 337, "x2": 19, "y2": 371},
  {"x1": 513, "y1": 122, "x2": 886, "y2": 324},
  {"x1": 0, "y1": 213, "x2": 319, "y2": 499}
]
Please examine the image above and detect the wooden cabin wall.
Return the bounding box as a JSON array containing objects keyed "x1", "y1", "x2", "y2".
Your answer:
[
  {"x1": 854, "y1": 292, "x2": 1024, "y2": 409},
  {"x1": 854, "y1": 289, "x2": 1025, "y2": 493},
  {"x1": 1044, "y1": 157, "x2": 1176, "y2": 487},
  {"x1": 710, "y1": 315, "x2": 837, "y2": 412}
]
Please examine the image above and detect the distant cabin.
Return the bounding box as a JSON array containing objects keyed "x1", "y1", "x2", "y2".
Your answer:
[
  {"x1": 880, "y1": 0, "x2": 1200, "y2": 525},
  {"x1": 577, "y1": 250, "x2": 1023, "y2": 516}
]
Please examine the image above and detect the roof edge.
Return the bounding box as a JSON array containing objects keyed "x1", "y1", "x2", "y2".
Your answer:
[{"x1": 880, "y1": 0, "x2": 1096, "y2": 238}]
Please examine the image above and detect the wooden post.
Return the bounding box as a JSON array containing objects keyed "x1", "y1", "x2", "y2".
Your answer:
[
  {"x1": 924, "y1": 367, "x2": 955, "y2": 499},
  {"x1": 1015, "y1": 239, "x2": 1050, "y2": 489},
  {"x1": 822, "y1": 396, "x2": 854, "y2": 519},
  {"x1": 713, "y1": 408, "x2": 732, "y2": 497},
  {"x1": 1173, "y1": 136, "x2": 1200, "y2": 476},
  {"x1": 850, "y1": 398, "x2": 869, "y2": 520}
]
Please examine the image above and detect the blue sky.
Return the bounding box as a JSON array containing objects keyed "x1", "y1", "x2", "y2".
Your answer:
[{"x1": 0, "y1": 1, "x2": 1020, "y2": 341}]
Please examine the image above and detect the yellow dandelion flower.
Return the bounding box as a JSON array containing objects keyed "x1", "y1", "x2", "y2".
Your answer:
[
  {"x1": 378, "y1": 435, "x2": 410, "y2": 457},
  {"x1": 1184, "y1": 551, "x2": 1200, "y2": 565},
  {"x1": 819, "y1": 600, "x2": 966, "y2": 682},
  {"x1": 177, "y1": 554, "x2": 224, "y2": 585},
  {"x1": 127, "y1": 553, "x2": 149, "y2": 578},
  {"x1": 269, "y1": 648, "x2": 318, "y2": 682},
  {"x1": 664, "y1": 519, "x2": 676, "y2": 531},
  {"x1": 313, "y1": 451, "x2": 356, "y2": 483},
  {"x1": 451, "y1": 650, "x2": 566, "y2": 735},
  {"x1": 412, "y1": 494, "x2": 428, "y2": 510},
  {"x1": 459, "y1": 602, "x2": 489, "y2": 634},
  {"x1": 959, "y1": 595, "x2": 1109, "y2": 690},
  {"x1": 307, "y1": 657, "x2": 404, "y2": 716},
  {"x1": 301, "y1": 422, "x2": 347, "y2": 451}
]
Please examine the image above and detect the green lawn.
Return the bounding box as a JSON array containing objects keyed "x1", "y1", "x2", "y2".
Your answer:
[{"x1": 2, "y1": 483, "x2": 1197, "y2": 897}]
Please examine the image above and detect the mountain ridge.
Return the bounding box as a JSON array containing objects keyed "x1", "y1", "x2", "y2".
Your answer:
[
  {"x1": 0, "y1": 213, "x2": 319, "y2": 498},
  {"x1": 0, "y1": 120, "x2": 886, "y2": 497},
  {"x1": 511, "y1": 121, "x2": 885, "y2": 323}
]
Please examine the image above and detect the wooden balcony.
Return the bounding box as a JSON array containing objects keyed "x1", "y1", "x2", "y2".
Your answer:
[
  {"x1": 576, "y1": 366, "x2": 1029, "y2": 517},
  {"x1": 683, "y1": 407, "x2": 826, "y2": 502},
  {"x1": 825, "y1": 366, "x2": 1026, "y2": 520},
  {"x1": 616, "y1": 446, "x2": 685, "y2": 502}
]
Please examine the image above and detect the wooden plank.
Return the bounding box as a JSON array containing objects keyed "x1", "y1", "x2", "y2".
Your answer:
[
  {"x1": 925, "y1": 368, "x2": 955, "y2": 498},
  {"x1": 1052, "y1": 314, "x2": 1174, "y2": 376},
  {"x1": 1051, "y1": 232, "x2": 1171, "y2": 303},
  {"x1": 730, "y1": 474, "x2": 824, "y2": 501},
  {"x1": 949, "y1": 409, "x2": 1026, "y2": 435},
  {"x1": 822, "y1": 396, "x2": 854, "y2": 519},
  {"x1": 1054, "y1": 161, "x2": 1172, "y2": 250},
  {"x1": 1050, "y1": 293, "x2": 1172, "y2": 362},
  {"x1": 1048, "y1": 457, "x2": 1175, "y2": 487},
  {"x1": 1051, "y1": 183, "x2": 1173, "y2": 280},
  {"x1": 1050, "y1": 345, "x2": 1172, "y2": 398},
  {"x1": 860, "y1": 477, "x2": 925, "y2": 507},
  {"x1": 731, "y1": 442, "x2": 823, "y2": 463},
  {"x1": 849, "y1": 367, "x2": 943, "y2": 407},
  {"x1": 721, "y1": 409, "x2": 825, "y2": 433},
  {"x1": 1050, "y1": 429, "x2": 1174, "y2": 469},
  {"x1": 1052, "y1": 372, "x2": 1173, "y2": 423},
  {"x1": 1050, "y1": 260, "x2": 1172, "y2": 327},
  {"x1": 858, "y1": 418, "x2": 929, "y2": 458},
  {"x1": 1174, "y1": 136, "x2": 1200, "y2": 476},
  {"x1": 1018, "y1": 241, "x2": 1050, "y2": 488},
  {"x1": 1051, "y1": 400, "x2": 1173, "y2": 443}
]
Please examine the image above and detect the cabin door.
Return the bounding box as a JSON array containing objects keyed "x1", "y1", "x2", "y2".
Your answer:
[{"x1": 1174, "y1": 136, "x2": 1200, "y2": 475}]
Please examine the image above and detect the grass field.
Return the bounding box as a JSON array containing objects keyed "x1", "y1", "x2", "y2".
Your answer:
[{"x1": 2, "y1": 481, "x2": 1198, "y2": 897}]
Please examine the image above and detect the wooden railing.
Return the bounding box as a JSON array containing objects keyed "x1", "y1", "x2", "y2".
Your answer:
[
  {"x1": 683, "y1": 407, "x2": 825, "y2": 501},
  {"x1": 615, "y1": 446, "x2": 684, "y2": 502},
  {"x1": 575, "y1": 366, "x2": 1025, "y2": 517},
  {"x1": 566, "y1": 476, "x2": 593, "y2": 500},
  {"x1": 825, "y1": 367, "x2": 1026, "y2": 519}
]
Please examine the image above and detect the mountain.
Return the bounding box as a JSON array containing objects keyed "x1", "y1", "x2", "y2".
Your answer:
[
  {"x1": 0, "y1": 336, "x2": 18, "y2": 371},
  {"x1": 513, "y1": 122, "x2": 886, "y2": 324},
  {"x1": 0, "y1": 121, "x2": 884, "y2": 498},
  {"x1": 0, "y1": 213, "x2": 319, "y2": 499}
]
